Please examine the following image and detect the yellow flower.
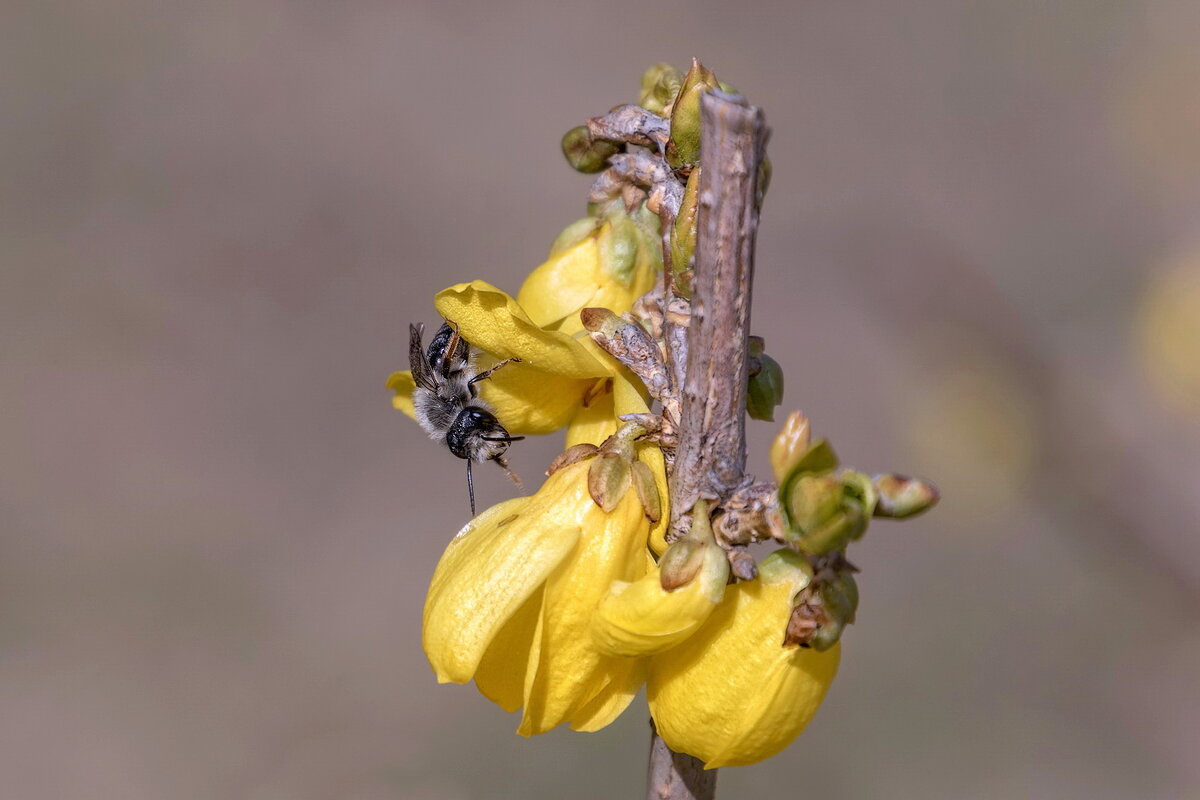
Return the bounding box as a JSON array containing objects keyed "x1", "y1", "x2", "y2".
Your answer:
[
  {"x1": 592, "y1": 500, "x2": 728, "y2": 657},
  {"x1": 517, "y1": 212, "x2": 661, "y2": 337},
  {"x1": 422, "y1": 436, "x2": 664, "y2": 736},
  {"x1": 647, "y1": 549, "x2": 840, "y2": 768},
  {"x1": 388, "y1": 281, "x2": 611, "y2": 435}
]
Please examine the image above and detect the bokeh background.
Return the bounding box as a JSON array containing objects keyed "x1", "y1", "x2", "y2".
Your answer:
[{"x1": 4, "y1": 1, "x2": 1200, "y2": 798}]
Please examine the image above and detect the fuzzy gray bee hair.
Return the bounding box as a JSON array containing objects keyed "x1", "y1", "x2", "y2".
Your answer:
[{"x1": 409, "y1": 321, "x2": 523, "y2": 515}]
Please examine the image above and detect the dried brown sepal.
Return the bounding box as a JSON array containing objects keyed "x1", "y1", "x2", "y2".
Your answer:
[
  {"x1": 714, "y1": 481, "x2": 778, "y2": 546},
  {"x1": 581, "y1": 307, "x2": 674, "y2": 415},
  {"x1": 587, "y1": 104, "x2": 670, "y2": 152},
  {"x1": 784, "y1": 591, "x2": 826, "y2": 647},
  {"x1": 630, "y1": 283, "x2": 665, "y2": 340},
  {"x1": 872, "y1": 473, "x2": 940, "y2": 518},
  {"x1": 725, "y1": 545, "x2": 758, "y2": 581},
  {"x1": 587, "y1": 151, "x2": 684, "y2": 219},
  {"x1": 545, "y1": 443, "x2": 601, "y2": 476},
  {"x1": 631, "y1": 459, "x2": 662, "y2": 523},
  {"x1": 588, "y1": 451, "x2": 632, "y2": 512}
]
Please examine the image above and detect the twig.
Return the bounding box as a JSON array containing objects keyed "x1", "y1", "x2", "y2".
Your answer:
[
  {"x1": 646, "y1": 720, "x2": 718, "y2": 800},
  {"x1": 647, "y1": 89, "x2": 768, "y2": 800}
]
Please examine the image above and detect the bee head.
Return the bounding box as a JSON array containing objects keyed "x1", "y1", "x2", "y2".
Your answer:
[{"x1": 446, "y1": 407, "x2": 514, "y2": 462}]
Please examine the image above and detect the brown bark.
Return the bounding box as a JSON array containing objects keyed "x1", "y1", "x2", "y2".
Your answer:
[{"x1": 648, "y1": 89, "x2": 768, "y2": 800}]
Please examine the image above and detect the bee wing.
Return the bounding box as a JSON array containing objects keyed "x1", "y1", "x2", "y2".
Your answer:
[{"x1": 409, "y1": 323, "x2": 440, "y2": 392}]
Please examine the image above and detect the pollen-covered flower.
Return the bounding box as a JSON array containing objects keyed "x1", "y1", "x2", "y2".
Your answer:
[
  {"x1": 646, "y1": 549, "x2": 840, "y2": 768},
  {"x1": 388, "y1": 280, "x2": 612, "y2": 435},
  {"x1": 517, "y1": 207, "x2": 662, "y2": 337}
]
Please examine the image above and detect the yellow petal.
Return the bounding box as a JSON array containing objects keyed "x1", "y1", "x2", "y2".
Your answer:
[
  {"x1": 422, "y1": 497, "x2": 580, "y2": 685},
  {"x1": 434, "y1": 281, "x2": 608, "y2": 379},
  {"x1": 647, "y1": 551, "x2": 840, "y2": 768},
  {"x1": 518, "y1": 222, "x2": 661, "y2": 337},
  {"x1": 564, "y1": 385, "x2": 618, "y2": 448},
  {"x1": 640, "y1": 444, "x2": 670, "y2": 555},
  {"x1": 517, "y1": 464, "x2": 650, "y2": 735},
  {"x1": 474, "y1": 352, "x2": 599, "y2": 435},
  {"x1": 568, "y1": 658, "x2": 646, "y2": 732},
  {"x1": 592, "y1": 543, "x2": 727, "y2": 657},
  {"x1": 386, "y1": 370, "x2": 417, "y2": 420},
  {"x1": 474, "y1": 587, "x2": 544, "y2": 712},
  {"x1": 518, "y1": 234, "x2": 606, "y2": 330}
]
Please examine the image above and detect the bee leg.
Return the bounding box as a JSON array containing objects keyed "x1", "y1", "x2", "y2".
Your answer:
[
  {"x1": 468, "y1": 357, "x2": 522, "y2": 386},
  {"x1": 440, "y1": 321, "x2": 463, "y2": 375},
  {"x1": 492, "y1": 454, "x2": 524, "y2": 490},
  {"x1": 466, "y1": 458, "x2": 476, "y2": 517}
]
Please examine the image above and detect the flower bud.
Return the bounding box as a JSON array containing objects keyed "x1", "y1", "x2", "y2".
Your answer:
[
  {"x1": 562, "y1": 125, "x2": 621, "y2": 173},
  {"x1": 666, "y1": 58, "x2": 721, "y2": 169},
  {"x1": 783, "y1": 471, "x2": 874, "y2": 555},
  {"x1": 647, "y1": 549, "x2": 838, "y2": 768},
  {"x1": 639, "y1": 63, "x2": 683, "y2": 116},
  {"x1": 872, "y1": 473, "x2": 940, "y2": 518}
]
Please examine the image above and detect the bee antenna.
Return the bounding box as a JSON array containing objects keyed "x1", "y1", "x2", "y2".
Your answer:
[{"x1": 466, "y1": 459, "x2": 476, "y2": 516}]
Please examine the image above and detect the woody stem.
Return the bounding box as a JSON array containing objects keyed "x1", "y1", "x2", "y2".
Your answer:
[{"x1": 647, "y1": 90, "x2": 768, "y2": 800}]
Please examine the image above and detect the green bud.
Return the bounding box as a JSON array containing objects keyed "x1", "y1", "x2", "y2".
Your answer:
[
  {"x1": 769, "y1": 411, "x2": 812, "y2": 483},
  {"x1": 839, "y1": 470, "x2": 879, "y2": 540},
  {"x1": 598, "y1": 212, "x2": 640, "y2": 285},
  {"x1": 667, "y1": 58, "x2": 721, "y2": 169},
  {"x1": 588, "y1": 451, "x2": 632, "y2": 512},
  {"x1": 562, "y1": 125, "x2": 621, "y2": 173},
  {"x1": 747, "y1": 352, "x2": 784, "y2": 421},
  {"x1": 872, "y1": 474, "x2": 941, "y2": 518},
  {"x1": 836, "y1": 570, "x2": 859, "y2": 624},
  {"x1": 670, "y1": 166, "x2": 700, "y2": 298},
  {"x1": 639, "y1": 63, "x2": 684, "y2": 116},
  {"x1": 631, "y1": 459, "x2": 662, "y2": 523},
  {"x1": 548, "y1": 216, "x2": 601, "y2": 256},
  {"x1": 658, "y1": 540, "x2": 703, "y2": 591},
  {"x1": 779, "y1": 438, "x2": 839, "y2": 485},
  {"x1": 546, "y1": 442, "x2": 600, "y2": 475},
  {"x1": 785, "y1": 475, "x2": 855, "y2": 554}
]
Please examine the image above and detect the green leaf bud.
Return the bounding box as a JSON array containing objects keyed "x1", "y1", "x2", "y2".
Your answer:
[
  {"x1": 667, "y1": 58, "x2": 721, "y2": 169},
  {"x1": 747, "y1": 352, "x2": 785, "y2": 421},
  {"x1": 639, "y1": 63, "x2": 684, "y2": 116},
  {"x1": 670, "y1": 166, "x2": 700, "y2": 298},
  {"x1": 562, "y1": 125, "x2": 621, "y2": 173}
]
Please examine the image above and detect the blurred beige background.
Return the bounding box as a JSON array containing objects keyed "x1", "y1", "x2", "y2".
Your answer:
[{"x1": 3, "y1": 1, "x2": 1200, "y2": 798}]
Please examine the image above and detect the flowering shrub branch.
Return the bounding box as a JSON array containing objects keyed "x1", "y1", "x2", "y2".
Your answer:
[{"x1": 390, "y1": 58, "x2": 938, "y2": 800}]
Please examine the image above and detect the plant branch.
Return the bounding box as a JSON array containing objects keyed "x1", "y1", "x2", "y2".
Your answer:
[
  {"x1": 648, "y1": 89, "x2": 768, "y2": 800},
  {"x1": 668, "y1": 90, "x2": 767, "y2": 532}
]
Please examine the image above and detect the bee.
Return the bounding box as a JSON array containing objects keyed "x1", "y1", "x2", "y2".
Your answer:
[{"x1": 409, "y1": 320, "x2": 523, "y2": 515}]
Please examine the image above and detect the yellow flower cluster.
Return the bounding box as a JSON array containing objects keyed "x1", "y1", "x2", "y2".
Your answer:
[{"x1": 388, "y1": 208, "x2": 839, "y2": 767}]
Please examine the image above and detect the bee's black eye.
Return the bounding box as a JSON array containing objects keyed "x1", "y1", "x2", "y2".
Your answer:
[{"x1": 468, "y1": 409, "x2": 490, "y2": 423}]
